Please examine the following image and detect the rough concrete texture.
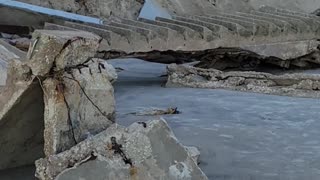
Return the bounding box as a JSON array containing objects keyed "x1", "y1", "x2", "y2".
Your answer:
[
  {"x1": 0, "y1": 30, "x2": 116, "y2": 170},
  {"x1": 24, "y1": 30, "x2": 115, "y2": 156},
  {"x1": 43, "y1": 59, "x2": 116, "y2": 156},
  {"x1": 35, "y1": 119, "x2": 208, "y2": 180},
  {"x1": 16, "y1": 0, "x2": 145, "y2": 19},
  {"x1": 0, "y1": 39, "x2": 26, "y2": 85},
  {"x1": 27, "y1": 30, "x2": 101, "y2": 76},
  {"x1": 154, "y1": 0, "x2": 320, "y2": 14},
  {"x1": 216, "y1": 0, "x2": 320, "y2": 13},
  {"x1": 0, "y1": 59, "x2": 44, "y2": 170},
  {"x1": 1, "y1": 1, "x2": 320, "y2": 59},
  {"x1": 166, "y1": 64, "x2": 320, "y2": 98}
]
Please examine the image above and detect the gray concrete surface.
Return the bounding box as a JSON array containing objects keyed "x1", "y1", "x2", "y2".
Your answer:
[
  {"x1": 110, "y1": 59, "x2": 320, "y2": 180},
  {"x1": 35, "y1": 120, "x2": 207, "y2": 180}
]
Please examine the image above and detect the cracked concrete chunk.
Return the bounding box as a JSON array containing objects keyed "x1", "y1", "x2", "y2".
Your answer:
[
  {"x1": 43, "y1": 59, "x2": 115, "y2": 156},
  {"x1": 166, "y1": 64, "x2": 320, "y2": 98},
  {"x1": 0, "y1": 40, "x2": 26, "y2": 85},
  {"x1": 27, "y1": 30, "x2": 101, "y2": 76},
  {"x1": 42, "y1": 78, "x2": 75, "y2": 156},
  {"x1": 0, "y1": 59, "x2": 44, "y2": 170},
  {"x1": 35, "y1": 119, "x2": 208, "y2": 180}
]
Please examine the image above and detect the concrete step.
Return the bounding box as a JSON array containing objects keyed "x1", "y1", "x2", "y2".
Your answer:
[
  {"x1": 45, "y1": 22, "x2": 125, "y2": 51},
  {"x1": 82, "y1": 22, "x2": 151, "y2": 52},
  {"x1": 115, "y1": 18, "x2": 184, "y2": 50},
  {"x1": 234, "y1": 11, "x2": 297, "y2": 35},
  {"x1": 105, "y1": 21, "x2": 168, "y2": 50},
  {"x1": 116, "y1": 18, "x2": 169, "y2": 40},
  {"x1": 105, "y1": 21, "x2": 151, "y2": 40},
  {"x1": 139, "y1": 17, "x2": 201, "y2": 50},
  {"x1": 155, "y1": 17, "x2": 213, "y2": 40},
  {"x1": 205, "y1": 14, "x2": 269, "y2": 38},
  {"x1": 172, "y1": 15, "x2": 230, "y2": 36},
  {"x1": 193, "y1": 15, "x2": 253, "y2": 38},
  {"x1": 251, "y1": 10, "x2": 311, "y2": 34},
  {"x1": 208, "y1": 11, "x2": 282, "y2": 38},
  {"x1": 260, "y1": 6, "x2": 320, "y2": 21},
  {"x1": 258, "y1": 6, "x2": 320, "y2": 35}
]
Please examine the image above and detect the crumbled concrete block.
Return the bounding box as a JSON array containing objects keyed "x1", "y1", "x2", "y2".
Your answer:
[
  {"x1": 0, "y1": 59, "x2": 44, "y2": 170},
  {"x1": 0, "y1": 40, "x2": 26, "y2": 85},
  {"x1": 27, "y1": 30, "x2": 101, "y2": 76},
  {"x1": 35, "y1": 119, "x2": 208, "y2": 180},
  {"x1": 43, "y1": 59, "x2": 115, "y2": 156},
  {"x1": 166, "y1": 64, "x2": 320, "y2": 98}
]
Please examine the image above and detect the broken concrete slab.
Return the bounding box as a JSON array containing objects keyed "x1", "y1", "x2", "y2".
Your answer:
[
  {"x1": 35, "y1": 119, "x2": 208, "y2": 180},
  {"x1": 166, "y1": 64, "x2": 320, "y2": 98},
  {"x1": 43, "y1": 59, "x2": 116, "y2": 156},
  {"x1": 21, "y1": 30, "x2": 115, "y2": 156},
  {"x1": 0, "y1": 39, "x2": 27, "y2": 85},
  {"x1": 1, "y1": 0, "x2": 320, "y2": 59},
  {"x1": 0, "y1": 30, "x2": 116, "y2": 170},
  {"x1": 27, "y1": 30, "x2": 101, "y2": 76},
  {"x1": 0, "y1": 0, "x2": 102, "y2": 30},
  {"x1": 0, "y1": 59, "x2": 44, "y2": 170}
]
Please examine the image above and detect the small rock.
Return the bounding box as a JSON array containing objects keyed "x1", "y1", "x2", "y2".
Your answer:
[{"x1": 185, "y1": 146, "x2": 201, "y2": 164}]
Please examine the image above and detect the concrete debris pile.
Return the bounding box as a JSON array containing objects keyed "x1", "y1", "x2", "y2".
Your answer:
[
  {"x1": 0, "y1": 29, "x2": 207, "y2": 179},
  {"x1": 1, "y1": 0, "x2": 320, "y2": 179},
  {"x1": 166, "y1": 64, "x2": 320, "y2": 98},
  {"x1": 35, "y1": 119, "x2": 207, "y2": 180}
]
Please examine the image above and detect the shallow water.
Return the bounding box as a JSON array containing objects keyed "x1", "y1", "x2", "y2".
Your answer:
[{"x1": 111, "y1": 59, "x2": 320, "y2": 180}]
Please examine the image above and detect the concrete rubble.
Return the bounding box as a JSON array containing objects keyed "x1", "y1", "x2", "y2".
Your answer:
[
  {"x1": 1, "y1": 0, "x2": 320, "y2": 179},
  {"x1": 0, "y1": 28, "x2": 206, "y2": 179},
  {"x1": 35, "y1": 119, "x2": 208, "y2": 180},
  {"x1": 166, "y1": 64, "x2": 320, "y2": 98}
]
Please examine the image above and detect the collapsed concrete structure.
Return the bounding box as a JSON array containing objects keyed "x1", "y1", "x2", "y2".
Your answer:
[
  {"x1": 1, "y1": 0, "x2": 320, "y2": 59},
  {"x1": 1, "y1": 0, "x2": 320, "y2": 179},
  {"x1": 166, "y1": 64, "x2": 320, "y2": 98},
  {"x1": 0, "y1": 29, "x2": 207, "y2": 179}
]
